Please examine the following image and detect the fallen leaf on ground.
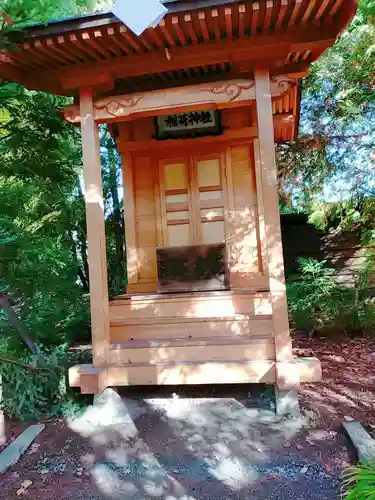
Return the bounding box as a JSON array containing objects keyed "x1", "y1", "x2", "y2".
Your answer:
[{"x1": 16, "y1": 480, "x2": 33, "y2": 495}]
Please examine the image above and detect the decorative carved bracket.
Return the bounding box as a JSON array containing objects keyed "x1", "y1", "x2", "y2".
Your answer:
[{"x1": 63, "y1": 76, "x2": 297, "y2": 124}]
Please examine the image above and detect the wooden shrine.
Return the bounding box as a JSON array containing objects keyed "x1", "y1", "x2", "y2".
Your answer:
[{"x1": 0, "y1": 0, "x2": 357, "y2": 412}]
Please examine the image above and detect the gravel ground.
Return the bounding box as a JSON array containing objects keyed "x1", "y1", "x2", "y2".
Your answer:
[{"x1": 0, "y1": 385, "x2": 352, "y2": 500}]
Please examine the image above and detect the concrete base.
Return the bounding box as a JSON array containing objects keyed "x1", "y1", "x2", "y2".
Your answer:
[
  {"x1": 275, "y1": 387, "x2": 300, "y2": 417},
  {"x1": 342, "y1": 421, "x2": 375, "y2": 462},
  {"x1": 0, "y1": 424, "x2": 45, "y2": 473}
]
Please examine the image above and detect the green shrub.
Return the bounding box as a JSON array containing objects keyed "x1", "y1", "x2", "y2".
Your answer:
[
  {"x1": 287, "y1": 257, "x2": 375, "y2": 335},
  {"x1": 0, "y1": 342, "x2": 90, "y2": 421},
  {"x1": 342, "y1": 461, "x2": 375, "y2": 499}
]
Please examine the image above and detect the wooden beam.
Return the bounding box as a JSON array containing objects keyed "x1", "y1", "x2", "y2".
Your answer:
[
  {"x1": 117, "y1": 127, "x2": 258, "y2": 153},
  {"x1": 251, "y1": 2, "x2": 260, "y2": 35},
  {"x1": 314, "y1": 0, "x2": 332, "y2": 24},
  {"x1": 211, "y1": 9, "x2": 221, "y2": 40},
  {"x1": 120, "y1": 151, "x2": 138, "y2": 286},
  {"x1": 254, "y1": 67, "x2": 298, "y2": 390},
  {"x1": 58, "y1": 27, "x2": 335, "y2": 90},
  {"x1": 199, "y1": 12, "x2": 210, "y2": 42},
  {"x1": 79, "y1": 87, "x2": 110, "y2": 368},
  {"x1": 275, "y1": 0, "x2": 289, "y2": 31},
  {"x1": 63, "y1": 76, "x2": 297, "y2": 124},
  {"x1": 263, "y1": 1, "x2": 274, "y2": 32},
  {"x1": 288, "y1": 0, "x2": 303, "y2": 27},
  {"x1": 184, "y1": 13, "x2": 199, "y2": 43}
]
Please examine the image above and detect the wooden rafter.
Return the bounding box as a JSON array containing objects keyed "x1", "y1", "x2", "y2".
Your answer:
[{"x1": 0, "y1": 0, "x2": 358, "y2": 95}]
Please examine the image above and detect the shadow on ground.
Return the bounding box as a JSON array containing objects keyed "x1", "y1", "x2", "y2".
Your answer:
[{"x1": 63, "y1": 385, "x2": 344, "y2": 500}]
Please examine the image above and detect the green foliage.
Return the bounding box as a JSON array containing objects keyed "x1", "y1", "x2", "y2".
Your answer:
[
  {"x1": 0, "y1": 342, "x2": 90, "y2": 421},
  {"x1": 0, "y1": 1, "x2": 126, "y2": 352},
  {"x1": 287, "y1": 257, "x2": 375, "y2": 336},
  {"x1": 277, "y1": 1, "x2": 375, "y2": 210},
  {"x1": 342, "y1": 461, "x2": 375, "y2": 499}
]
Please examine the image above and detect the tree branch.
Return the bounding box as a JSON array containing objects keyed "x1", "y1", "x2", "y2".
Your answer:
[{"x1": 0, "y1": 356, "x2": 48, "y2": 372}]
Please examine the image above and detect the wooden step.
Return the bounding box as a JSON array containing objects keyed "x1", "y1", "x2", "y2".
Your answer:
[
  {"x1": 110, "y1": 291, "x2": 272, "y2": 321},
  {"x1": 109, "y1": 337, "x2": 275, "y2": 364},
  {"x1": 69, "y1": 357, "x2": 322, "y2": 393},
  {"x1": 110, "y1": 314, "x2": 273, "y2": 343},
  {"x1": 107, "y1": 360, "x2": 277, "y2": 387}
]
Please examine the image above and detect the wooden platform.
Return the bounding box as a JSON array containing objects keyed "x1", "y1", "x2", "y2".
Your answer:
[{"x1": 69, "y1": 291, "x2": 322, "y2": 393}]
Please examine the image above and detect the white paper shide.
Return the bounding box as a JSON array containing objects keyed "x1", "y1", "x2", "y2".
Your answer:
[{"x1": 112, "y1": 0, "x2": 167, "y2": 36}]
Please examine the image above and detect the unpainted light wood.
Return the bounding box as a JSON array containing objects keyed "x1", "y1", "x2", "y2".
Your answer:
[
  {"x1": 63, "y1": 77, "x2": 298, "y2": 124},
  {"x1": 133, "y1": 155, "x2": 158, "y2": 285},
  {"x1": 254, "y1": 67, "x2": 297, "y2": 388},
  {"x1": 253, "y1": 138, "x2": 268, "y2": 275},
  {"x1": 109, "y1": 338, "x2": 276, "y2": 365},
  {"x1": 195, "y1": 154, "x2": 225, "y2": 245},
  {"x1": 79, "y1": 87, "x2": 109, "y2": 368},
  {"x1": 106, "y1": 360, "x2": 277, "y2": 386},
  {"x1": 110, "y1": 291, "x2": 272, "y2": 321},
  {"x1": 69, "y1": 356, "x2": 321, "y2": 391},
  {"x1": 117, "y1": 127, "x2": 257, "y2": 152},
  {"x1": 110, "y1": 315, "x2": 274, "y2": 343},
  {"x1": 226, "y1": 144, "x2": 262, "y2": 287},
  {"x1": 121, "y1": 151, "x2": 138, "y2": 285},
  {"x1": 127, "y1": 282, "x2": 158, "y2": 294}
]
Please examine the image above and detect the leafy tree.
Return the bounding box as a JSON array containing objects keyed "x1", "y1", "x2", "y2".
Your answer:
[
  {"x1": 0, "y1": 1, "x2": 125, "y2": 348},
  {"x1": 278, "y1": 0, "x2": 375, "y2": 209}
]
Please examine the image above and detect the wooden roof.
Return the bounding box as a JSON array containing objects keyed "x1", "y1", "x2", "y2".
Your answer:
[
  {"x1": 1, "y1": 0, "x2": 357, "y2": 94},
  {"x1": 0, "y1": 0, "x2": 357, "y2": 141}
]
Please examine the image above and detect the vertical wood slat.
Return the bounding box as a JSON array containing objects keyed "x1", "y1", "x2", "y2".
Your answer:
[
  {"x1": 94, "y1": 30, "x2": 121, "y2": 57},
  {"x1": 10, "y1": 50, "x2": 43, "y2": 70},
  {"x1": 107, "y1": 28, "x2": 130, "y2": 54},
  {"x1": 153, "y1": 157, "x2": 164, "y2": 247},
  {"x1": 79, "y1": 87, "x2": 109, "y2": 367},
  {"x1": 147, "y1": 27, "x2": 166, "y2": 49},
  {"x1": 288, "y1": 0, "x2": 303, "y2": 27},
  {"x1": 238, "y1": 4, "x2": 246, "y2": 37},
  {"x1": 225, "y1": 8, "x2": 233, "y2": 38},
  {"x1": 253, "y1": 138, "x2": 268, "y2": 276},
  {"x1": 184, "y1": 13, "x2": 199, "y2": 43},
  {"x1": 326, "y1": 0, "x2": 345, "y2": 23},
  {"x1": 159, "y1": 19, "x2": 176, "y2": 47},
  {"x1": 23, "y1": 42, "x2": 57, "y2": 68},
  {"x1": 122, "y1": 151, "x2": 138, "y2": 285},
  {"x1": 46, "y1": 38, "x2": 81, "y2": 64},
  {"x1": 251, "y1": 2, "x2": 260, "y2": 35},
  {"x1": 198, "y1": 12, "x2": 210, "y2": 41},
  {"x1": 81, "y1": 32, "x2": 108, "y2": 58},
  {"x1": 301, "y1": 0, "x2": 318, "y2": 24},
  {"x1": 275, "y1": 0, "x2": 289, "y2": 31},
  {"x1": 254, "y1": 68, "x2": 295, "y2": 375},
  {"x1": 34, "y1": 40, "x2": 67, "y2": 65},
  {"x1": 211, "y1": 9, "x2": 222, "y2": 40},
  {"x1": 172, "y1": 16, "x2": 188, "y2": 45},
  {"x1": 69, "y1": 34, "x2": 99, "y2": 60},
  {"x1": 314, "y1": 0, "x2": 332, "y2": 23},
  {"x1": 119, "y1": 26, "x2": 143, "y2": 52},
  {"x1": 188, "y1": 156, "x2": 201, "y2": 244},
  {"x1": 263, "y1": 1, "x2": 274, "y2": 32}
]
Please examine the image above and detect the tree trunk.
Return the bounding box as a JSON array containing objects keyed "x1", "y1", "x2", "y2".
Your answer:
[
  {"x1": 0, "y1": 293, "x2": 38, "y2": 354},
  {"x1": 76, "y1": 176, "x2": 90, "y2": 290}
]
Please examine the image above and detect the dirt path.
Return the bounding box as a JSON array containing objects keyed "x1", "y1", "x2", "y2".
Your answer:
[{"x1": 0, "y1": 336, "x2": 373, "y2": 500}]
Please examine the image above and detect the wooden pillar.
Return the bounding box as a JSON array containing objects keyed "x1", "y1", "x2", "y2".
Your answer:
[
  {"x1": 254, "y1": 68, "x2": 299, "y2": 392},
  {"x1": 121, "y1": 151, "x2": 139, "y2": 289},
  {"x1": 80, "y1": 87, "x2": 110, "y2": 367}
]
